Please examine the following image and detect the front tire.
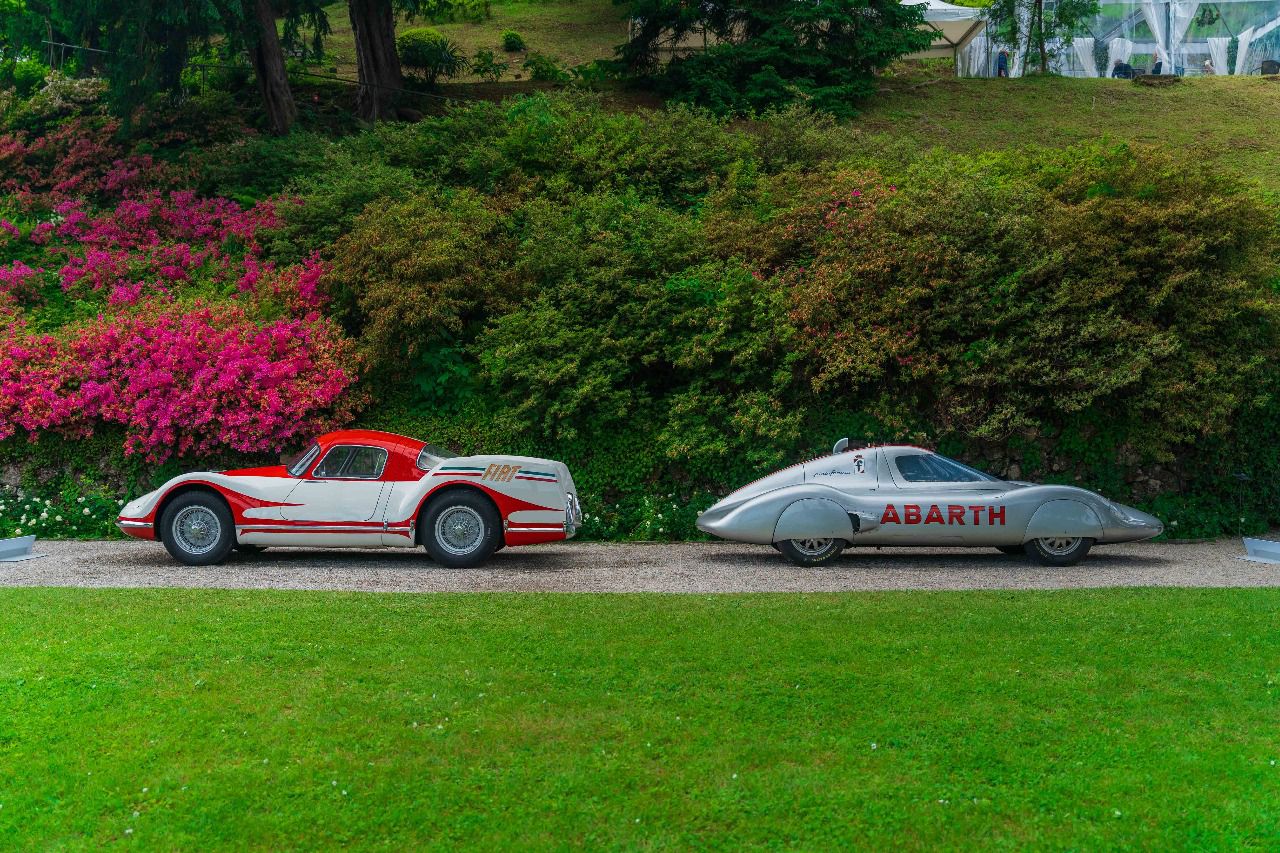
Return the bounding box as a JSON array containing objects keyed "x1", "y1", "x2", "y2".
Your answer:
[
  {"x1": 422, "y1": 491, "x2": 502, "y2": 568},
  {"x1": 776, "y1": 538, "x2": 845, "y2": 567},
  {"x1": 159, "y1": 493, "x2": 235, "y2": 566},
  {"x1": 1025, "y1": 536, "x2": 1093, "y2": 567}
]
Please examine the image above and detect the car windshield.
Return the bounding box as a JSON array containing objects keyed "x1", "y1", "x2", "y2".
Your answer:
[
  {"x1": 416, "y1": 443, "x2": 456, "y2": 471},
  {"x1": 895, "y1": 452, "x2": 1000, "y2": 483},
  {"x1": 285, "y1": 443, "x2": 320, "y2": 477}
]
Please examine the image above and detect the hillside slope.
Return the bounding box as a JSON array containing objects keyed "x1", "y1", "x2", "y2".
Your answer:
[{"x1": 858, "y1": 74, "x2": 1280, "y2": 189}]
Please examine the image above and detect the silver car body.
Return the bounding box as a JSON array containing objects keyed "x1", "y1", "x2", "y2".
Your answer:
[{"x1": 696, "y1": 444, "x2": 1163, "y2": 548}]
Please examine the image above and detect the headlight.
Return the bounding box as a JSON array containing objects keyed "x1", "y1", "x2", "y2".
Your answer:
[{"x1": 1108, "y1": 502, "x2": 1143, "y2": 525}]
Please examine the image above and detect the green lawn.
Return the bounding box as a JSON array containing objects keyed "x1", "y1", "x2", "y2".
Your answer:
[
  {"x1": 859, "y1": 73, "x2": 1280, "y2": 190},
  {"x1": 3, "y1": 588, "x2": 1279, "y2": 848},
  {"x1": 317, "y1": 0, "x2": 627, "y2": 81}
]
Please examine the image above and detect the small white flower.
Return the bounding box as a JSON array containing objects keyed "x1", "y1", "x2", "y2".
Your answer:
[
  {"x1": 125, "y1": 828, "x2": 133, "y2": 835},
  {"x1": 55, "y1": 515, "x2": 62, "y2": 522},
  {"x1": 1114, "y1": 810, "x2": 1122, "y2": 818},
  {"x1": 77, "y1": 497, "x2": 85, "y2": 503},
  {"x1": 82, "y1": 508, "x2": 90, "y2": 515},
  {"x1": 40, "y1": 512, "x2": 48, "y2": 520},
  {"x1": 870, "y1": 742, "x2": 877, "y2": 750},
  {"x1": 13, "y1": 528, "x2": 20, "y2": 535}
]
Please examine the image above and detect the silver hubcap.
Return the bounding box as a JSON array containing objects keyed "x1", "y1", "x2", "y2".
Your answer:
[
  {"x1": 1039, "y1": 536, "x2": 1081, "y2": 556},
  {"x1": 435, "y1": 506, "x2": 484, "y2": 556},
  {"x1": 173, "y1": 506, "x2": 221, "y2": 555},
  {"x1": 792, "y1": 538, "x2": 835, "y2": 557}
]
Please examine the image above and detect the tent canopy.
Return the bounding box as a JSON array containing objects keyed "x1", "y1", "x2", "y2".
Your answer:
[{"x1": 902, "y1": 0, "x2": 988, "y2": 59}]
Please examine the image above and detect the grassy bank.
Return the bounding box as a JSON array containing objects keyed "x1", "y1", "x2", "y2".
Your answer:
[
  {"x1": 317, "y1": 0, "x2": 627, "y2": 80},
  {"x1": 2, "y1": 587, "x2": 1278, "y2": 847},
  {"x1": 859, "y1": 73, "x2": 1280, "y2": 189}
]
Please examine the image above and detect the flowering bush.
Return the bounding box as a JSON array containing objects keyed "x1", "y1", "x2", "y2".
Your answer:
[
  {"x1": 0, "y1": 484, "x2": 123, "y2": 540},
  {"x1": 0, "y1": 305, "x2": 360, "y2": 461}
]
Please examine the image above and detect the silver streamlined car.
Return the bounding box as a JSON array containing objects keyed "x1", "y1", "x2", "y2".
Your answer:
[{"x1": 696, "y1": 439, "x2": 1163, "y2": 567}]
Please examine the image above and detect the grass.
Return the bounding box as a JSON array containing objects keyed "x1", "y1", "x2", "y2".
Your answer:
[
  {"x1": 315, "y1": 0, "x2": 627, "y2": 81},
  {"x1": 857, "y1": 73, "x2": 1280, "y2": 190},
  {"x1": 3, "y1": 587, "x2": 1279, "y2": 848}
]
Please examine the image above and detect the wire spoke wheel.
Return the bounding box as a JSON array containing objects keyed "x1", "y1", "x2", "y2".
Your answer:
[
  {"x1": 172, "y1": 506, "x2": 222, "y2": 556},
  {"x1": 435, "y1": 506, "x2": 485, "y2": 556}
]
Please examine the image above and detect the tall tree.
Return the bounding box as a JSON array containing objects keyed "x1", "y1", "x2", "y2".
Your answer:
[
  {"x1": 985, "y1": 0, "x2": 1098, "y2": 74},
  {"x1": 244, "y1": 0, "x2": 297, "y2": 135},
  {"x1": 348, "y1": 0, "x2": 401, "y2": 121},
  {"x1": 617, "y1": 0, "x2": 933, "y2": 117}
]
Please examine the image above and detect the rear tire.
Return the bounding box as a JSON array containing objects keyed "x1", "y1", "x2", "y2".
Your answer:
[
  {"x1": 422, "y1": 490, "x2": 502, "y2": 568},
  {"x1": 159, "y1": 493, "x2": 235, "y2": 566},
  {"x1": 1025, "y1": 536, "x2": 1093, "y2": 567},
  {"x1": 776, "y1": 538, "x2": 845, "y2": 567}
]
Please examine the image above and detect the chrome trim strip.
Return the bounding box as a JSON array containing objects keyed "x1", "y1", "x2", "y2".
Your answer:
[
  {"x1": 507, "y1": 526, "x2": 566, "y2": 533},
  {"x1": 117, "y1": 520, "x2": 153, "y2": 529}
]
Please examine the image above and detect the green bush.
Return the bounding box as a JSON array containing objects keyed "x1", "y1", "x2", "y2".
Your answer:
[
  {"x1": 303, "y1": 107, "x2": 1280, "y2": 537},
  {"x1": 396, "y1": 27, "x2": 467, "y2": 87},
  {"x1": 189, "y1": 130, "x2": 331, "y2": 204},
  {"x1": 470, "y1": 48, "x2": 509, "y2": 83},
  {"x1": 521, "y1": 52, "x2": 569, "y2": 83},
  {"x1": 1, "y1": 57, "x2": 48, "y2": 98},
  {"x1": 501, "y1": 30, "x2": 526, "y2": 52}
]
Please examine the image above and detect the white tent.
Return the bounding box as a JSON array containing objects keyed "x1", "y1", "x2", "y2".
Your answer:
[{"x1": 902, "y1": 0, "x2": 988, "y2": 61}]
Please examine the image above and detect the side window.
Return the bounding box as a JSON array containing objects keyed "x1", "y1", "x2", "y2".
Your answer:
[
  {"x1": 344, "y1": 447, "x2": 388, "y2": 479},
  {"x1": 893, "y1": 453, "x2": 994, "y2": 483},
  {"x1": 313, "y1": 445, "x2": 387, "y2": 479}
]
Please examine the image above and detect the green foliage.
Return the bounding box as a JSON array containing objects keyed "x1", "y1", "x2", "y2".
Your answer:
[
  {"x1": 188, "y1": 130, "x2": 331, "y2": 205},
  {"x1": 986, "y1": 0, "x2": 1100, "y2": 75},
  {"x1": 521, "y1": 51, "x2": 570, "y2": 82},
  {"x1": 0, "y1": 56, "x2": 47, "y2": 97},
  {"x1": 302, "y1": 99, "x2": 1280, "y2": 538},
  {"x1": 501, "y1": 29, "x2": 527, "y2": 52},
  {"x1": 618, "y1": 0, "x2": 934, "y2": 117},
  {"x1": 470, "y1": 47, "x2": 510, "y2": 82},
  {"x1": 397, "y1": 27, "x2": 468, "y2": 87},
  {"x1": 414, "y1": 0, "x2": 491, "y2": 23}
]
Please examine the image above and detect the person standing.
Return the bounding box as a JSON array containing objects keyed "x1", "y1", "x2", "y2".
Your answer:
[{"x1": 997, "y1": 49, "x2": 1009, "y2": 77}]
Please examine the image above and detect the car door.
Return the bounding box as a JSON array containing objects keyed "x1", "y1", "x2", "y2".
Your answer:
[
  {"x1": 868, "y1": 449, "x2": 1011, "y2": 546},
  {"x1": 280, "y1": 444, "x2": 390, "y2": 526}
]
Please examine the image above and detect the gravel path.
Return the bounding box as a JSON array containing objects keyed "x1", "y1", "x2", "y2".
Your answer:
[{"x1": 1, "y1": 538, "x2": 1277, "y2": 593}]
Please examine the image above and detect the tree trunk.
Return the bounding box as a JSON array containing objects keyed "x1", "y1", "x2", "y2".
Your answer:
[
  {"x1": 1034, "y1": 0, "x2": 1049, "y2": 73},
  {"x1": 348, "y1": 0, "x2": 402, "y2": 122},
  {"x1": 247, "y1": 0, "x2": 297, "y2": 136}
]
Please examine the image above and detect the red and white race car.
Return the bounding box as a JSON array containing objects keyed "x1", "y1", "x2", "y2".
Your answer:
[{"x1": 116, "y1": 429, "x2": 582, "y2": 567}]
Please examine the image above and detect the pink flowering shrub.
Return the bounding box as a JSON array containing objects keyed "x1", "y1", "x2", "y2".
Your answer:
[
  {"x1": 49, "y1": 191, "x2": 287, "y2": 306},
  {"x1": 0, "y1": 118, "x2": 186, "y2": 205},
  {"x1": 0, "y1": 305, "x2": 361, "y2": 461},
  {"x1": 0, "y1": 108, "x2": 354, "y2": 464},
  {"x1": 0, "y1": 261, "x2": 45, "y2": 303}
]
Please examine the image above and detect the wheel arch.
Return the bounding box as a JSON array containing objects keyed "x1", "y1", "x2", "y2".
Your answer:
[
  {"x1": 772, "y1": 497, "x2": 857, "y2": 544},
  {"x1": 1023, "y1": 499, "x2": 1105, "y2": 543},
  {"x1": 155, "y1": 483, "x2": 234, "y2": 538},
  {"x1": 416, "y1": 483, "x2": 502, "y2": 545}
]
